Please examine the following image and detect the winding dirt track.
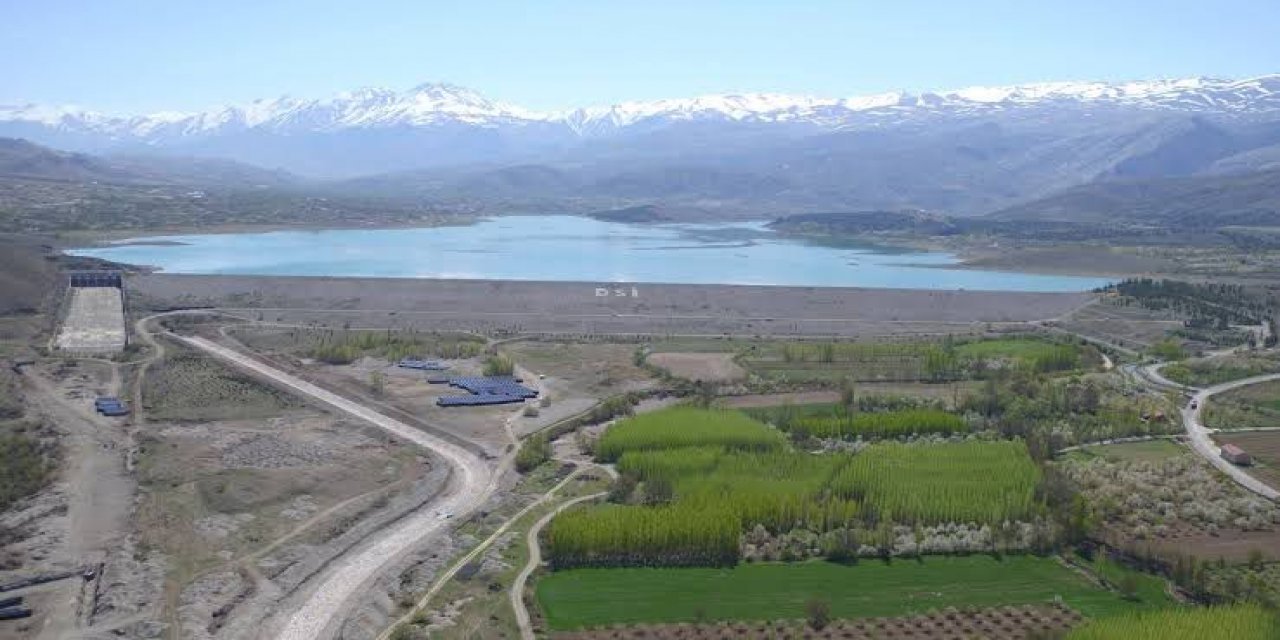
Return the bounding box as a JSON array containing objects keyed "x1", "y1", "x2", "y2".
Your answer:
[
  {"x1": 510, "y1": 489, "x2": 607, "y2": 640},
  {"x1": 170, "y1": 335, "x2": 497, "y2": 640}
]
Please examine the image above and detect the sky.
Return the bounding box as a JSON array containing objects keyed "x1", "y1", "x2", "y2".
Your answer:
[{"x1": 2, "y1": 0, "x2": 1278, "y2": 114}]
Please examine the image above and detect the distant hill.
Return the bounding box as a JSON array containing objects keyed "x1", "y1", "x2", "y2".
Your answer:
[
  {"x1": 0, "y1": 137, "x2": 297, "y2": 188},
  {"x1": 990, "y1": 169, "x2": 1280, "y2": 229},
  {"x1": 0, "y1": 138, "x2": 464, "y2": 233},
  {"x1": 6, "y1": 75, "x2": 1280, "y2": 216},
  {"x1": 0, "y1": 138, "x2": 135, "y2": 183},
  {"x1": 768, "y1": 210, "x2": 962, "y2": 235}
]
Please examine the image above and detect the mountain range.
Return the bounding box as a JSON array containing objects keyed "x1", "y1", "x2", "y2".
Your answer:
[{"x1": 3, "y1": 75, "x2": 1280, "y2": 219}]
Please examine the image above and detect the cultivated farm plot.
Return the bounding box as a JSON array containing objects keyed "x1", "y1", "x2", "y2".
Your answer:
[
  {"x1": 1203, "y1": 379, "x2": 1280, "y2": 431},
  {"x1": 721, "y1": 382, "x2": 980, "y2": 410},
  {"x1": 551, "y1": 604, "x2": 1083, "y2": 640},
  {"x1": 1066, "y1": 439, "x2": 1186, "y2": 464},
  {"x1": 535, "y1": 557, "x2": 1148, "y2": 631},
  {"x1": 1061, "y1": 453, "x2": 1280, "y2": 561},
  {"x1": 1067, "y1": 604, "x2": 1278, "y2": 640},
  {"x1": 1212, "y1": 430, "x2": 1280, "y2": 489},
  {"x1": 736, "y1": 336, "x2": 1093, "y2": 387},
  {"x1": 551, "y1": 408, "x2": 1047, "y2": 570}
]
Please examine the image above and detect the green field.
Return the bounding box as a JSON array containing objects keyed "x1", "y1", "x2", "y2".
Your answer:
[
  {"x1": 1203, "y1": 379, "x2": 1280, "y2": 431},
  {"x1": 1066, "y1": 439, "x2": 1185, "y2": 463},
  {"x1": 536, "y1": 556, "x2": 1163, "y2": 630},
  {"x1": 954, "y1": 337, "x2": 1070, "y2": 359},
  {"x1": 738, "y1": 335, "x2": 1090, "y2": 386},
  {"x1": 1067, "y1": 605, "x2": 1279, "y2": 640}
]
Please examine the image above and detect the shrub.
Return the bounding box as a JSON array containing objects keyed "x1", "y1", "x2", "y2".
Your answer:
[{"x1": 515, "y1": 433, "x2": 551, "y2": 473}]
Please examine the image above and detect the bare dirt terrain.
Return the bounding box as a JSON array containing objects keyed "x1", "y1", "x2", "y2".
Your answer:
[
  {"x1": 225, "y1": 326, "x2": 519, "y2": 456},
  {"x1": 1053, "y1": 300, "x2": 1183, "y2": 352},
  {"x1": 135, "y1": 408, "x2": 439, "y2": 640},
  {"x1": 130, "y1": 275, "x2": 1095, "y2": 338},
  {"x1": 1, "y1": 359, "x2": 158, "y2": 640},
  {"x1": 499, "y1": 340, "x2": 658, "y2": 438},
  {"x1": 647, "y1": 352, "x2": 745, "y2": 383}
]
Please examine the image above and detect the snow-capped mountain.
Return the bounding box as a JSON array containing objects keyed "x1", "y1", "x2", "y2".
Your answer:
[
  {"x1": 6, "y1": 75, "x2": 1280, "y2": 139},
  {"x1": 3, "y1": 75, "x2": 1280, "y2": 178}
]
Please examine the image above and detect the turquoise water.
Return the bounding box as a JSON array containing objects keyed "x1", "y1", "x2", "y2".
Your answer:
[{"x1": 70, "y1": 215, "x2": 1111, "y2": 292}]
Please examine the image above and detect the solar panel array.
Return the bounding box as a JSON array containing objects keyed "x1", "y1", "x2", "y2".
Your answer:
[
  {"x1": 95, "y1": 396, "x2": 130, "y2": 416},
  {"x1": 398, "y1": 359, "x2": 449, "y2": 371},
  {"x1": 435, "y1": 376, "x2": 538, "y2": 407},
  {"x1": 436, "y1": 394, "x2": 527, "y2": 407},
  {"x1": 449, "y1": 376, "x2": 537, "y2": 398}
]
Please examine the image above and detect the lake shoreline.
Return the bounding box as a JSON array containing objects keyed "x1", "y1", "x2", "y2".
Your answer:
[{"x1": 66, "y1": 215, "x2": 1116, "y2": 292}]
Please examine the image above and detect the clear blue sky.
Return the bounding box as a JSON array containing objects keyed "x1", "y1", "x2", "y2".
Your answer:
[{"x1": 3, "y1": 0, "x2": 1277, "y2": 113}]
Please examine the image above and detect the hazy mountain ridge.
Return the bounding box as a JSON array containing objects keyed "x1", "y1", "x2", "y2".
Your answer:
[
  {"x1": 4, "y1": 74, "x2": 1280, "y2": 224},
  {"x1": 6, "y1": 75, "x2": 1279, "y2": 138},
  {"x1": 5, "y1": 75, "x2": 1280, "y2": 180}
]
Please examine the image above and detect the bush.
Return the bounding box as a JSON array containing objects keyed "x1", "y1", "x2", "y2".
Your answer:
[
  {"x1": 484, "y1": 355, "x2": 515, "y2": 377},
  {"x1": 515, "y1": 434, "x2": 551, "y2": 473},
  {"x1": 805, "y1": 597, "x2": 832, "y2": 631}
]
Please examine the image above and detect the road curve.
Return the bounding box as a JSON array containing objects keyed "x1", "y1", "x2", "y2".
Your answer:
[
  {"x1": 171, "y1": 335, "x2": 496, "y2": 640},
  {"x1": 1182, "y1": 372, "x2": 1280, "y2": 501}
]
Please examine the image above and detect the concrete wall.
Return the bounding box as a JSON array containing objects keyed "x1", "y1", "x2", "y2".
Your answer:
[{"x1": 54, "y1": 287, "x2": 127, "y2": 354}]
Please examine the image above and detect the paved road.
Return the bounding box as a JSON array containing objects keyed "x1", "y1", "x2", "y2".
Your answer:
[
  {"x1": 1182, "y1": 373, "x2": 1280, "y2": 501},
  {"x1": 172, "y1": 335, "x2": 497, "y2": 640}
]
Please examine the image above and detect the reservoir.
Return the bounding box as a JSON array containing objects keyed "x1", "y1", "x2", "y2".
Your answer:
[{"x1": 70, "y1": 215, "x2": 1112, "y2": 292}]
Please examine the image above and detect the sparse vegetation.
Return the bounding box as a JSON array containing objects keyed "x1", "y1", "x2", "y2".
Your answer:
[
  {"x1": 144, "y1": 344, "x2": 301, "y2": 421},
  {"x1": 0, "y1": 423, "x2": 56, "y2": 511},
  {"x1": 301, "y1": 329, "x2": 484, "y2": 364},
  {"x1": 742, "y1": 336, "x2": 1090, "y2": 386},
  {"x1": 1162, "y1": 353, "x2": 1280, "y2": 387}
]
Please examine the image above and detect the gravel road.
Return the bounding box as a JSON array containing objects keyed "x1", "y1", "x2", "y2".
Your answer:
[{"x1": 173, "y1": 335, "x2": 496, "y2": 640}]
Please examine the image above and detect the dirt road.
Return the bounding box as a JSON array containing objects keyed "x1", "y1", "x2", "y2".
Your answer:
[
  {"x1": 510, "y1": 489, "x2": 607, "y2": 640},
  {"x1": 170, "y1": 335, "x2": 497, "y2": 640},
  {"x1": 19, "y1": 369, "x2": 134, "y2": 640}
]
